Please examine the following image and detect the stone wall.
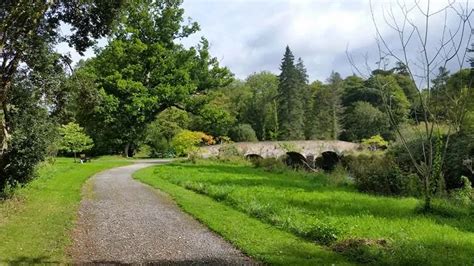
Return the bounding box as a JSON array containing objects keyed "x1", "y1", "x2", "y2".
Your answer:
[{"x1": 199, "y1": 140, "x2": 360, "y2": 158}]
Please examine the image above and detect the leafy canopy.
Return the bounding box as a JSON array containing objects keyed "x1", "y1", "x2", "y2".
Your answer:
[{"x1": 58, "y1": 122, "x2": 94, "y2": 154}]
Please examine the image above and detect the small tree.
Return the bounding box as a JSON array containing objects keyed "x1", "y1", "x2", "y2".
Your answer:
[
  {"x1": 362, "y1": 134, "x2": 389, "y2": 151},
  {"x1": 58, "y1": 122, "x2": 94, "y2": 161},
  {"x1": 171, "y1": 130, "x2": 211, "y2": 157},
  {"x1": 348, "y1": 1, "x2": 473, "y2": 210}
]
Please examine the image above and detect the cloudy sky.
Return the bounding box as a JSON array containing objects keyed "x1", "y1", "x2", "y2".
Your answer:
[
  {"x1": 181, "y1": 0, "x2": 376, "y2": 82},
  {"x1": 57, "y1": 0, "x2": 471, "y2": 83}
]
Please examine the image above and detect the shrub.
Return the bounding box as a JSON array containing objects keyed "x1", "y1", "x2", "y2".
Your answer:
[
  {"x1": 361, "y1": 134, "x2": 388, "y2": 151},
  {"x1": 229, "y1": 124, "x2": 258, "y2": 142},
  {"x1": 171, "y1": 130, "x2": 213, "y2": 157},
  {"x1": 1, "y1": 83, "x2": 56, "y2": 193},
  {"x1": 171, "y1": 130, "x2": 204, "y2": 156},
  {"x1": 390, "y1": 133, "x2": 474, "y2": 190},
  {"x1": 217, "y1": 144, "x2": 243, "y2": 162},
  {"x1": 251, "y1": 157, "x2": 287, "y2": 173},
  {"x1": 450, "y1": 176, "x2": 473, "y2": 206},
  {"x1": 345, "y1": 154, "x2": 420, "y2": 196}
]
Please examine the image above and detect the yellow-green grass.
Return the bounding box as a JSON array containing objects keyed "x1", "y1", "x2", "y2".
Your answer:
[
  {"x1": 0, "y1": 157, "x2": 129, "y2": 264},
  {"x1": 134, "y1": 160, "x2": 474, "y2": 265}
]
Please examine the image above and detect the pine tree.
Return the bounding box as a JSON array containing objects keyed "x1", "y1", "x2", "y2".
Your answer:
[
  {"x1": 277, "y1": 47, "x2": 305, "y2": 140},
  {"x1": 296, "y1": 58, "x2": 315, "y2": 140}
]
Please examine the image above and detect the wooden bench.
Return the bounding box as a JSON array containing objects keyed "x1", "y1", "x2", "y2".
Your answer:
[{"x1": 80, "y1": 154, "x2": 91, "y2": 163}]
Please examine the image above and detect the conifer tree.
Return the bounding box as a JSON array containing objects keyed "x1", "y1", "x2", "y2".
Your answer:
[{"x1": 277, "y1": 47, "x2": 305, "y2": 140}]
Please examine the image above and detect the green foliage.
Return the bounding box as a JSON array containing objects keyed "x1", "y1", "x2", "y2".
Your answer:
[
  {"x1": 343, "y1": 102, "x2": 389, "y2": 141},
  {"x1": 311, "y1": 73, "x2": 343, "y2": 140},
  {"x1": 0, "y1": 74, "x2": 57, "y2": 192},
  {"x1": 145, "y1": 107, "x2": 189, "y2": 157},
  {"x1": 251, "y1": 157, "x2": 287, "y2": 173},
  {"x1": 193, "y1": 103, "x2": 235, "y2": 137},
  {"x1": 58, "y1": 122, "x2": 94, "y2": 159},
  {"x1": 171, "y1": 130, "x2": 208, "y2": 156},
  {"x1": 0, "y1": 0, "x2": 123, "y2": 164},
  {"x1": 345, "y1": 154, "x2": 420, "y2": 196},
  {"x1": 72, "y1": 0, "x2": 232, "y2": 154},
  {"x1": 391, "y1": 133, "x2": 474, "y2": 190},
  {"x1": 444, "y1": 133, "x2": 474, "y2": 187},
  {"x1": 361, "y1": 134, "x2": 389, "y2": 151},
  {"x1": 229, "y1": 124, "x2": 257, "y2": 142},
  {"x1": 277, "y1": 46, "x2": 305, "y2": 140},
  {"x1": 242, "y1": 72, "x2": 279, "y2": 140},
  {"x1": 278, "y1": 142, "x2": 300, "y2": 152},
  {"x1": 366, "y1": 74, "x2": 410, "y2": 126},
  {"x1": 450, "y1": 176, "x2": 473, "y2": 206},
  {"x1": 216, "y1": 144, "x2": 244, "y2": 163}
]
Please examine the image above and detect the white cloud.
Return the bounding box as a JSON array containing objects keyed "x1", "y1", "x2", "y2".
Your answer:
[{"x1": 56, "y1": 0, "x2": 470, "y2": 83}]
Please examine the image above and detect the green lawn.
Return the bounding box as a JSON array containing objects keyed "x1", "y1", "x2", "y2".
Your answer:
[
  {"x1": 134, "y1": 160, "x2": 474, "y2": 265},
  {"x1": 0, "y1": 157, "x2": 129, "y2": 264}
]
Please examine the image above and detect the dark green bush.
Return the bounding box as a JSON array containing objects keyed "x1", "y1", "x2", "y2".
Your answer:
[
  {"x1": 344, "y1": 154, "x2": 420, "y2": 196},
  {"x1": 229, "y1": 124, "x2": 258, "y2": 142},
  {"x1": 390, "y1": 133, "x2": 474, "y2": 190},
  {"x1": 1, "y1": 81, "x2": 56, "y2": 195}
]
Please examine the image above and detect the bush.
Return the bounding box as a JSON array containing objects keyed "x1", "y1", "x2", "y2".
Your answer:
[
  {"x1": 390, "y1": 133, "x2": 474, "y2": 190},
  {"x1": 0, "y1": 83, "x2": 57, "y2": 193},
  {"x1": 361, "y1": 134, "x2": 388, "y2": 151},
  {"x1": 251, "y1": 157, "x2": 287, "y2": 173},
  {"x1": 171, "y1": 130, "x2": 213, "y2": 157},
  {"x1": 345, "y1": 154, "x2": 420, "y2": 196},
  {"x1": 171, "y1": 130, "x2": 204, "y2": 157},
  {"x1": 217, "y1": 144, "x2": 243, "y2": 162},
  {"x1": 450, "y1": 176, "x2": 473, "y2": 206},
  {"x1": 229, "y1": 124, "x2": 258, "y2": 142}
]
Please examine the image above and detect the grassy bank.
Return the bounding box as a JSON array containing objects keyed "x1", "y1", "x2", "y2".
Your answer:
[
  {"x1": 0, "y1": 157, "x2": 129, "y2": 264},
  {"x1": 134, "y1": 160, "x2": 474, "y2": 265}
]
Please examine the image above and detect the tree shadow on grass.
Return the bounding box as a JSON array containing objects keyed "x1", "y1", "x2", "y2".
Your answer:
[{"x1": 3, "y1": 256, "x2": 60, "y2": 265}]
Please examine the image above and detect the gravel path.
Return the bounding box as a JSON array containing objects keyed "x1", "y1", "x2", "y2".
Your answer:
[{"x1": 70, "y1": 161, "x2": 254, "y2": 265}]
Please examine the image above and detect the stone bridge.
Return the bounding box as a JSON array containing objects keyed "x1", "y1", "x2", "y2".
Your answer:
[{"x1": 199, "y1": 140, "x2": 360, "y2": 159}]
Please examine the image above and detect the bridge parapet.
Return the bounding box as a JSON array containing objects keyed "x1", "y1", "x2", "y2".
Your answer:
[{"x1": 199, "y1": 140, "x2": 360, "y2": 158}]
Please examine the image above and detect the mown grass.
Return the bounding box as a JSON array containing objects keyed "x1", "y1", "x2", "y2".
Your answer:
[
  {"x1": 0, "y1": 157, "x2": 129, "y2": 264},
  {"x1": 135, "y1": 160, "x2": 474, "y2": 265}
]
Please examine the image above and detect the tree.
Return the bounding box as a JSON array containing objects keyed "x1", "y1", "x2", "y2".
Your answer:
[
  {"x1": 0, "y1": 0, "x2": 123, "y2": 161},
  {"x1": 312, "y1": 72, "x2": 343, "y2": 140},
  {"x1": 145, "y1": 107, "x2": 190, "y2": 157},
  {"x1": 75, "y1": 0, "x2": 232, "y2": 156},
  {"x1": 277, "y1": 46, "x2": 305, "y2": 140},
  {"x1": 171, "y1": 130, "x2": 211, "y2": 157},
  {"x1": 344, "y1": 101, "x2": 390, "y2": 141},
  {"x1": 361, "y1": 0, "x2": 473, "y2": 209},
  {"x1": 366, "y1": 73, "x2": 410, "y2": 127},
  {"x1": 362, "y1": 134, "x2": 389, "y2": 151},
  {"x1": 0, "y1": 69, "x2": 57, "y2": 192},
  {"x1": 241, "y1": 72, "x2": 279, "y2": 140},
  {"x1": 229, "y1": 124, "x2": 258, "y2": 142},
  {"x1": 58, "y1": 122, "x2": 94, "y2": 161}
]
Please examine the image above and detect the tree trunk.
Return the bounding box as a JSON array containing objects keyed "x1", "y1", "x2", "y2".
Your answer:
[
  {"x1": 423, "y1": 173, "x2": 432, "y2": 210},
  {"x1": 124, "y1": 143, "x2": 130, "y2": 158},
  {"x1": 0, "y1": 80, "x2": 13, "y2": 159}
]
